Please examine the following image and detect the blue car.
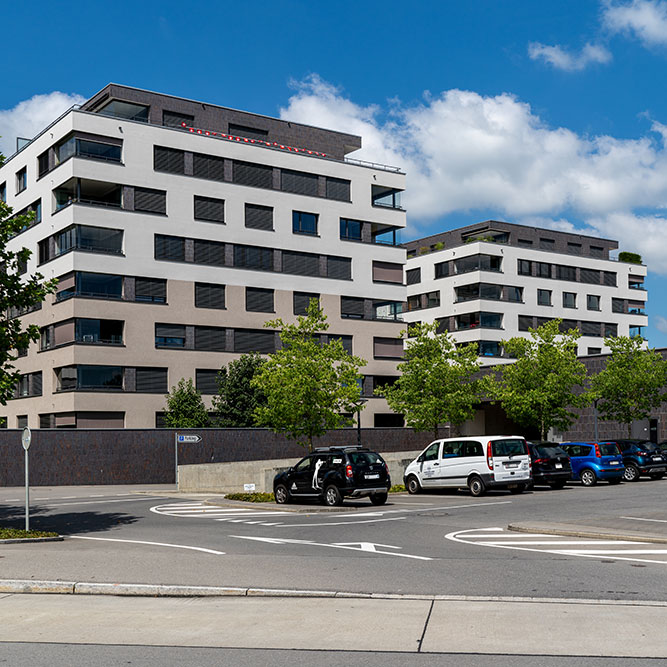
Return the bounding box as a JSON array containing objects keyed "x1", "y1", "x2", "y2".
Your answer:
[{"x1": 560, "y1": 442, "x2": 624, "y2": 486}]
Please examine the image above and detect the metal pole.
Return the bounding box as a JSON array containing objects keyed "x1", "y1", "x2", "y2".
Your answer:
[
  {"x1": 25, "y1": 448, "x2": 29, "y2": 532},
  {"x1": 593, "y1": 400, "x2": 599, "y2": 443},
  {"x1": 174, "y1": 433, "x2": 179, "y2": 487}
]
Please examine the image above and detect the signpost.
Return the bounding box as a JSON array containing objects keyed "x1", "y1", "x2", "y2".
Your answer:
[
  {"x1": 174, "y1": 433, "x2": 202, "y2": 486},
  {"x1": 21, "y1": 427, "x2": 31, "y2": 531}
]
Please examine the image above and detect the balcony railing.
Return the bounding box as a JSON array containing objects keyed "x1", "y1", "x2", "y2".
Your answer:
[
  {"x1": 76, "y1": 335, "x2": 123, "y2": 345},
  {"x1": 56, "y1": 290, "x2": 123, "y2": 302}
]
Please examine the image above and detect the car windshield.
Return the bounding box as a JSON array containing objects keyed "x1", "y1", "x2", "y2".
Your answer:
[
  {"x1": 492, "y1": 439, "x2": 526, "y2": 457},
  {"x1": 349, "y1": 452, "x2": 383, "y2": 466},
  {"x1": 535, "y1": 446, "x2": 566, "y2": 458},
  {"x1": 599, "y1": 443, "x2": 620, "y2": 456},
  {"x1": 642, "y1": 442, "x2": 659, "y2": 453}
]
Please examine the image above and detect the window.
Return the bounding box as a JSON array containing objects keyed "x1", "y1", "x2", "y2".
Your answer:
[
  {"x1": 17, "y1": 416, "x2": 28, "y2": 429},
  {"x1": 539, "y1": 237, "x2": 555, "y2": 250},
  {"x1": 135, "y1": 368, "x2": 168, "y2": 393},
  {"x1": 155, "y1": 324, "x2": 186, "y2": 348},
  {"x1": 245, "y1": 204, "x2": 273, "y2": 230},
  {"x1": 246, "y1": 287, "x2": 274, "y2": 312},
  {"x1": 588, "y1": 347, "x2": 602, "y2": 355},
  {"x1": 434, "y1": 261, "x2": 449, "y2": 279},
  {"x1": 612, "y1": 298, "x2": 624, "y2": 314},
  {"x1": 478, "y1": 341, "x2": 502, "y2": 357},
  {"x1": 406, "y1": 268, "x2": 421, "y2": 285},
  {"x1": 603, "y1": 271, "x2": 617, "y2": 287},
  {"x1": 326, "y1": 177, "x2": 350, "y2": 201},
  {"x1": 154, "y1": 146, "x2": 185, "y2": 174},
  {"x1": 228, "y1": 123, "x2": 268, "y2": 140},
  {"x1": 193, "y1": 196, "x2": 224, "y2": 223},
  {"x1": 590, "y1": 245, "x2": 604, "y2": 258},
  {"x1": 562, "y1": 292, "x2": 576, "y2": 308},
  {"x1": 195, "y1": 369, "x2": 218, "y2": 395},
  {"x1": 233, "y1": 329, "x2": 275, "y2": 354},
  {"x1": 100, "y1": 100, "x2": 149, "y2": 122},
  {"x1": 135, "y1": 278, "x2": 166, "y2": 303},
  {"x1": 283, "y1": 250, "x2": 319, "y2": 277},
  {"x1": 37, "y1": 151, "x2": 49, "y2": 177},
  {"x1": 195, "y1": 283, "x2": 225, "y2": 309},
  {"x1": 373, "y1": 337, "x2": 404, "y2": 359},
  {"x1": 232, "y1": 160, "x2": 273, "y2": 189},
  {"x1": 327, "y1": 256, "x2": 351, "y2": 280},
  {"x1": 340, "y1": 219, "x2": 362, "y2": 241},
  {"x1": 155, "y1": 234, "x2": 186, "y2": 262},
  {"x1": 457, "y1": 312, "x2": 502, "y2": 330},
  {"x1": 536, "y1": 262, "x2": 551, "y2": 279},
  {"x1": 282, "y1": 169, "x2": 319, "y2": 196},
  {"x1": 371, "y1": 185, "x2": 402, "y2": 209},
  {"x1": 193, "y1": 152, "x2": 225, "y2": 182},
  {"x1": 559, "y1": 319, "x2": 577, "y2": 333},
  {"x1": 194, "y1": 239, "x2": 225, "y2": 266},
  {"x1": 293, "y1": 211, "x2": 318, "y2": 235},
  {"x1": 16, "y1": 167, "x2": 27, "y2": 194},
  {"x1": 605, "y1": 323, "x2": 618, "y2": 337},
  {"x1": 163, "y1": 110, "x2": 194, "y2": 128},
  {"x1": 234, "y1": 244, "x2": 273, "y2": 271},
  {"x1": 373, "y1": 301, "x2": 402, "y2": 321},
  {"x1": 134, "y1": 188, "x2": 166, "y2": 215},
  {"x1": 341, "y1": 297, "x2": 365, "y2": 319},
  {"x1": 518, "y1": 238, "x2": 533, "y2": 248},
  {"x1": 372, "y1": 261, "x2": 403, "y2": 284},
  {"x1": 506, "y1": 286, "x2": 523, "y2": 302},
  {"x1": 587, "y1": 295, "x2": 600, "y2": 311},
  {"x1": 77, "y1": 366, "x2": 123, "y2": 391},
  {"x1": 454, "y1": 254, "x2": 501, "y2": 274},
  {"x1": 581, "y1": 321, "x2": 601, "y2": 336},
  {"x1": 194, "y1": 326, "x2": 226, "y2": 351},
  {"x1": 557, "y1": 265, "x2": 576, "y2": 281},
  {"x1": 518, "y1": 259, "x2": 532, "y2": 276},
  {"x1": 425, "y1": 291, "x2": 440, "y2": 308},
  {"x1": 567, "y1": 242, "x2": 582, "y2": 255},
  {"x1": 332, "y1": 335, "x2": 353, "y2": 354},
  {"x1": 76, "y1": 318, "x2": 123, "y2": 345},
  {"x1": 407, "y1": 295, "x2": 421, "y2": 312},
  {"x1": 537, "y1": 289, "x2": 552, "y2": 306},
  {"x1": 77, "y1": 272, "x2": 123, "y2": 299},
  {"x1": 294, "y1": 292, "x2": 319, "y2": 315},
  {"x1": 580, "y1": 269, "x2": 601, "y2": 284},
  {"x1": 0, "y1": 182, "x2": 6, "y2": 202}
]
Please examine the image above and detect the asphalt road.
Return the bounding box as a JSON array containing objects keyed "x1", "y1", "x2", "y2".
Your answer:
[{"x1": 1, "y1": 480, "x2": 667, "y2": 600}]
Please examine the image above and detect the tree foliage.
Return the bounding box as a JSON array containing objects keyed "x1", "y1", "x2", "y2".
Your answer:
[
  {"x1": 252, "y1": 301, "x2": 366, "y2": 451},
  {"x1": 380, "y1": 322, "x2": 483, "y2": 439},
  {"x1": 212, "y1": 353, "x2": 267, "y2": 427},
  {"x1": 164, "y1": 377, "x2": 210, "y2": 428},
  {"x1": 488, "y1": 319, "x2": 589, "y2": 440},
  {"x1": 0, "y1": 195, "x2": 58, "y2": 405},
  {"x1": 589, "y1": 335, "x2": 667, "y2": 436}
]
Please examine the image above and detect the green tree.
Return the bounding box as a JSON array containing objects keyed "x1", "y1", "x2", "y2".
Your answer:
[
  {"x1": 589, "y1": 335, "x2": 667, "y2": 437},
  {"x1": 489, "y1": 319, "x2": 589, "y2": 440},
  {"x1": 252, "y1": 300, "x2": 366, "y2": 452},
  {"x1": 212, "y1": 353, "x2": 267, "y2": 427},
  {"x1": 164, "y1": 377, "x2": 210, "y2": 428},
  {"x1": 0, "y1": 185, "x2": 58, "y2": 404},
  {"x1": 379, "y1": 322, "x2": 483, "y2": 439}
]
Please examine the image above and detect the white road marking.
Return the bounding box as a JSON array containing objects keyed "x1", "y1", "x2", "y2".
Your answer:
[
  {"x1": 44, "y1": 497, "x2": 163, "y2": 507},
  {"x1": 621, "y1": 516, "x2": 667, "y2": 524},
  {"x1": 484, "y1": 540, "x2": 646, "y2": 546},
  {"x1": 70, "y1": 536, "x2": 225, "y2": 555},
  {"x1": 281, "y1": 516, "x2": 406, "y2": 527}
]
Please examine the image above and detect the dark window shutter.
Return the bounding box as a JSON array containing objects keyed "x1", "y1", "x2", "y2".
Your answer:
[
  {"x1": 246, "y1": 288, "x2": 274, "y2": 312},
  {"x1": 612, "y1": 298, "x2": 624, "y2": 314},
  {"x1": 434, "y1": 262, "x2": 449, "y2": 279},
  {"x1": 581, "y1": 321, "x2": 601, "y2": 336},
  {"x1": 604, "y1": 323, "x2": 618, "y2": 337},
  {"x1": 194, "y1": 196, "x2": 225, "y2": 223},
  {"x1": 234, "y1": 245, "x2": 273, "y2": 271},
  {"x1": 406, "y1": 268, "x2": 421, "y2": 285},
  {"x1": 193, "y1": 153, "x2": 225, "y2": 182},
  {"x1": 135, "y1": 188, "x2": 166, "y2": 215},
  {"x1": 154, "y1": 146, "x2": 185, "y2": 174},
  {"x1": 163, "y1": 111, "x2": 194, "y2": 128},
  {"x1": 195, "y1": 369, "x2": 218, "y2": 395},
  {"x1": 135, "y1": 278, "x2": 166, "y2": 302},
  {"x1": 326, "y1": 177, "x2": 351, "y2": 201},
  {"x1": 294, "y1": 292, "x2": 318, "y2": 315},
  {"x1": 136, "y1": 368, "x2": 168, "y2": 393},
  {"x1": 341, "y1": 297, "x2": 365, "y2": 319},
  {"x1": 32, "y1": 372, "x2": 42, "y2": 396},
  {"x1": 194, "y1": 326, "x2": 226, "y2": 351},
  {"x1": 194, "y1": 239, "x2": 225, "y2": 266},
  {"x1": 556, "y1": 265, "x2": 576, "y2": 281},
  {"x1": 282, "y1": 250, "x2": 320, "y2": 277},
  {"x1": 281, "y1": 169, "x2": 319, "y2": 196},
  {"x1": 228, "y1": 124, "x2": 269, "y2": 140},
  {"x1": 330, "y1": 335, "x2": 352, "y2": 354},
  {"x1": 580, "y1": 269, "x2": 601, "y2": 284},
  {"x1": 156, "y1": 324, "x2": 186, "y2": 338},
  {"x1": 245, "y1": 204, "x2": 273, "y2": 230},
  {"x1": 327, "y1": 256, "x2": 351, "y2": 280},
  {"x1": 155, "y1": 234, "x2": 185, "y2": 261},
  {"x1": 234, "y1": 329, "x2": 276, "y2": 354},
  {"x1": 373, "y1": 337, "x2": 404, "y2": 359},
  {"x1": 518, "y1": 315, "x2": 533, "y2": 331},
  {"x1": 603, "y1": 271, "x2": 617, "y2": 287},
  {"x1": 559, "y1": 319, "x2": 577, "y2": 333},
  {"x1": 232, "y1": 161, "x2": 273, "y2": 189},
  {"x1": 195, "y1": 283, "x2": 225, "y2": 309}
]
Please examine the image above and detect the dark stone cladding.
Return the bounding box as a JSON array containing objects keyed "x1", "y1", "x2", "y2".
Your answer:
[
  {"x1": 81, "y1": 84, "x2": 362, "y2": 161},
  {"x1": 404, "y1": 220, "x2": 618, "y2": 259},
  {"x1": 0, "y1": 428, "x2": 428, "y2": 487}
]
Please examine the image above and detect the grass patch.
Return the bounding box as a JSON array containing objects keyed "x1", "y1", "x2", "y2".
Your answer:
[
  {"x1": 389, "y1": 484, "x2": 406, "y2": 493},
  {"x1": 0, "y1": 528, "x2": 59, "y2": 540},
  {"x1": 225, "y1": 492, "x2": 275, "y2": 503}
]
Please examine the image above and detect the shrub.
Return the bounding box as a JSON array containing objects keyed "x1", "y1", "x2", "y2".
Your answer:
[
  {"x1": 225, "y1": 492, "x2": 275, "y2": 502},
  {"x1": 618, "y1": 251, "x2": 642, "y2": 264}
]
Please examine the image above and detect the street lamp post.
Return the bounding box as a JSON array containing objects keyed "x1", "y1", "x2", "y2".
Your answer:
[{"x1": 355, "y1": 399, "x2": 368, "y2": 447}]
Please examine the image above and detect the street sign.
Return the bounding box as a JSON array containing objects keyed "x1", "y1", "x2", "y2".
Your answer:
[
  {"x1": 21, "y1": 427, "x2": 31, "y2": 451},
  {"x1": 177, "y1": 434, "x2": 202, "y2": 443}
]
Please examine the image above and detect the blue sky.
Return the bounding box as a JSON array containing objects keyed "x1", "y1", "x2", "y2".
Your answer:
[{"x1": 2, "y1": 0, "x2": 667, "y2": 345}]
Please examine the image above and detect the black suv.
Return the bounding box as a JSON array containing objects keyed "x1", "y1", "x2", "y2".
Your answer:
[
  {"x1": 609, "y1": 439, "x2": 666, "y2": 481},
  {"x1": 273, "y1": 446, "x2": 391, "y2": 507},
  {"x1": 527, "y1": 442, "x2": 572, "y2": 489}
]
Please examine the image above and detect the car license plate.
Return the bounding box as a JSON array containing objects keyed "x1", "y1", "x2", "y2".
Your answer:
[
  {"x1": 610, "y1": 461, "x2": 619, "y2": 465},
  {"x1": 555, "y1": 463, "x2": 563, "y2": 469},
  {"x1": 653, "y1": 467, "x2": 666, "y2": 472},
  {"x1": 652, "y1": 457, "x2": 662, "y2": 462},
  {"x1": 365, "y1": 473, "x2": 379, "y2": 479},
  {"x1": 505, "y1": 462, "x2": 519, "y2": 468}
]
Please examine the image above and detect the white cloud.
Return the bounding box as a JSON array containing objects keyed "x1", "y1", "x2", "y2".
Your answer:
[
  {"x1": 280, "y1": 75, "x2": 667, "y2": 273},
  {"x1": 654, "y1": 315, "x2": 667, "y2": 333},
  {"x1": 0, "y1": 92, "x2": 85, "y2": 157},
  {"x1": 603, "y1": 0, "x2": 667, "y2": 46},
  {"x1": 527, "y1": 42, "x2": 612, "y2": 71}
]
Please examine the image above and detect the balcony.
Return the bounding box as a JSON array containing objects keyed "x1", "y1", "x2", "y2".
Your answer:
[
  {"x1": 371, "y1": 185, "x2": 404, "y2": 211},
  {"x1": 629, "y1": 282, "x2": 646, "y2": 291},
  {"x1": 54, "y1": 178, "x2": 122, "y2": 213},
  {"x1": 57, "y1": 136, "x2": 122, "y2": 165}
]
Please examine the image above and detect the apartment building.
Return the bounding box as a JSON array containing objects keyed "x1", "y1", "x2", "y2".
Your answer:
[
  {"x1": 403, "y1": 220, "x2": 648, "y2": 363},
  {"x1": 1, "y1": 84, "x2": 407, "y2": 429}
]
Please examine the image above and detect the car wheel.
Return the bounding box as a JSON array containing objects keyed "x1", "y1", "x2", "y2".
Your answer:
[
  {"x1": 468, "y1": 476, "x2": 486, "y2": 497},
  {"x1": 406, "y1": 475, "x2": 422, "y2": 495},
  {"x1": 324, "y1": 485, "x2": 343, "y2": 507},
  {"x1": 509, "y1": 484, "x2": 526, "y2": 494},
  {"x1": 580, "y1": 469, "x2": 597, "y2": 486},
  {"x1": 608, "y1": 478, "x2": 622, "y2": 485},
  {"x1": 624, "y1": 464, "x2": 640, "y2": 482},
  {"x1": 369, "y1": 492, "x2": 388, "y2": 505},
  {"x1": 274, "y1": 484, "x2": 291, "y2": 504},
  {"x1": 548, "y1": 480, "x2": 567, "y2": 490},
  {"x1": 649, "y1": 472, "x2": 665, "y2": 480}
]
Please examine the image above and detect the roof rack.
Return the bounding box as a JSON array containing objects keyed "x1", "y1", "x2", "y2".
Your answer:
[{"x1": 312, "y1": 445, "x2": 365, "y2": 452}]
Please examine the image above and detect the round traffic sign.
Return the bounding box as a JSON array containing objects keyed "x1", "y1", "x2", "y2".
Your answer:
[{"x1": 21, "y1": 427, "x2": 31, "y2": 451}]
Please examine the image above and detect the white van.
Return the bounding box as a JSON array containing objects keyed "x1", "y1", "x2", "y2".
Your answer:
[{"x1": 403, "y1": 435, "x2": 531, "y2": 497}]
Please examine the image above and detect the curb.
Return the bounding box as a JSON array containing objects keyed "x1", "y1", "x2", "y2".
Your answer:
[
  {"x1": 1, "y1": 579, "x2": 667, "y2": 606},
  {"x1": 507, "y1": 523, "x2": 667, "y2": 544},
  {"x1": 0, "y1": 536, "x2": 64, "y2": 545}
]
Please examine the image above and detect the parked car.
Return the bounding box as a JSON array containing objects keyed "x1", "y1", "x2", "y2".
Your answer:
[
  {"x1": 560, "y1": 442, "x2": 624, "y2": 486},
  {"x1": 273, "y1": 446, "x2": 391, "y2": 507},
  {"x1": 527, "y1": 442, "x2": 572, "y2": 489},
  {"x1": 608, "y1": 440, "x2": 666, "y2": 481},
  {"x1": 403, "y1": 435, "x2": 531, "y2": 497}
]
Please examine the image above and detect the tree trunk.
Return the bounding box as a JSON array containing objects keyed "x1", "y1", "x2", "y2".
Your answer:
[{"x1": 627, "y1": 422, "x2": 632, "y2": 438}]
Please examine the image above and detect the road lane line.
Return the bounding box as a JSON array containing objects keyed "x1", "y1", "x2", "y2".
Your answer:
[
  {"x1": 621, "y1": 516, "x2": 667, "y2": 524},
  {"x1": 483, "y1": 540, "x2": 648, "y2": 546},
  {"x1": 46, "y1": 497, "x2": 164, "y2": 507},
  {"x1": 280, "y1": 516, "x2": 406, "y2": 527},
  {"x1": 69, "y1": 536, "x2": 225, "y2": 555}
]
